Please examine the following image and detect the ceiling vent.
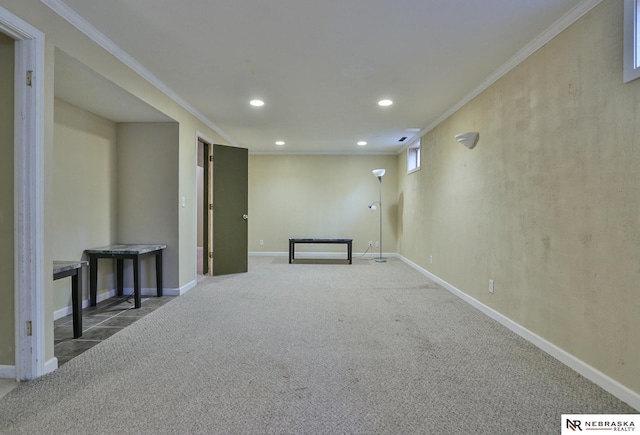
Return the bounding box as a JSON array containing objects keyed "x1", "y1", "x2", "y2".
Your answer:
[{"x1": 398, "y1": 136, "x2": 408, "y2": 142}]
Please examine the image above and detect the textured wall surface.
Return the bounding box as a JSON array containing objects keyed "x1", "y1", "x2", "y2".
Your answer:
[{"x1": 398, "y1": 1, "x2": 640, "y2": 395}]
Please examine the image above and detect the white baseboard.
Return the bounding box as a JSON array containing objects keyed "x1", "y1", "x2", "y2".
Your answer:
[
  {"x1": 399, "y1": 255, "x2": 640, "y2": 412},
  {"x1": 53, "y1": 288, "x2": 117, "y2": 320},
  {"x1": 54, "y1": 282, "x2": 196, "y2": 320},
  {"x1": 249, "y1": 251, "x2": 287, "y2": 257},
  {"x1": 249, "y1": 251, "x2": 397, "y2": 259},
  {"x1": 44, "y1": 357, "x2": 58, "y2": 375},
  {"x1": 0, "y1": 365, "x2": 16, "y2": 379},
  {"x1": 174, "y1": 280, "x2": 197, "y2": 296}
]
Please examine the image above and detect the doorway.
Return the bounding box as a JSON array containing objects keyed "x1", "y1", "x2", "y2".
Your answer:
[{"x1": 196, "y1": 138, "x2": 212, "y2": 276}]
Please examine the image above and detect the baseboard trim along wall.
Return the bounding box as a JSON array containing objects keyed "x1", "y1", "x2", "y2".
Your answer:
[
  {"x1": 399, "y1": 255, "x2": 640, "y2": 412},
  {"x1": 176, "y1": 280, "x2": 197, "y2": 296},
  {"x1": 0, "y1": 365, "x2": 16, "y2": 379},
  {"x1": 249, "y1": 251, "x2": 395, "y2": 260},
  {"x1": 53, "y1": 282, "x2": 196, "y2": 321},
  {"x1": 44, "y1": 357, "x2": 58, "y2": 376}
]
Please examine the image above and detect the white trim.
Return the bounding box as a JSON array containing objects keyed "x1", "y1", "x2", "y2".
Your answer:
[
  {"x1": 195, "y1": 131, "x2": 214, "y2": 279},
  {"x1": 175, "y1": 280, "x2": 197, "y2": 295},
  {"x1": 248, "y1": 150, "x2": 397, "y2": 156},
  {"x1": 624, "y1": 0, "x2": 640, "y2": 82},
  {"x1": 40, "y1": 0, "x2": 239, "y2": 148},
  {"x1": 1, "y1": 6, "x2": 46, "y2": 382},
  {"x1": 249, "y1": 252, "x2": 288, "y2": 257},
  {"x1": 249, "y1": 251, "x2": 397, "y2": 260},
  {"x1": 53, "y1": 282, "x2": 195, "y2": 320},
  {"x1": 44, "y1": 357, "x2": 57, "y2": 375},
  {"x1": 53, "y1": 288, "x2": 119, "y2": 321},
  {"x1": 0, "y1": 365, "x2": 17, "y2": 379},
  {"x1": 112, "y1": 282, "x2": 196, "y2": 297},
  {"x1": 399, "y1": 255, "x2": 640, "y2": 412},
  {"x1": 403, "y1": 0, "x2": 604, "y2": 153},
  {"x1": 117, "y1": 286, "x2": 192, "y2": 297},
  {"x1": 41, "y1": 0, "x2": 604, "y2": 157}
]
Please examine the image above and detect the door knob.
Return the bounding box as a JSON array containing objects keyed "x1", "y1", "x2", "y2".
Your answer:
[{"x1": 242, "y1": 214, "x2": 248, "y2": 220}]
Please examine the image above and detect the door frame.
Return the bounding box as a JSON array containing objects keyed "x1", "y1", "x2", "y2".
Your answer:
[
  {"x1": 0, "y1": 7, "x2": 46, "y2": 380},
  {"x1": 195, "y1": 132, "x2": 213, "y2": 277}
]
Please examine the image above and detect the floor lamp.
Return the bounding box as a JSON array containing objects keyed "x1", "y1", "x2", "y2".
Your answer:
[{"x1": 370, "y1": 168, "x2": 386, "y2": 262}]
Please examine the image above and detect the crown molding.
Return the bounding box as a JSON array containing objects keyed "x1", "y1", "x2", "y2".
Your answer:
[
  {"x1": 248, "y1": 150, "x2": 397, "y2": 156},
  {"x1": 41, "y1": 0, "x2": 603, "y2": 156},
  {"x1": 413, "y1": 0, "x2": 604, "y2": 144},
  {"x1": 40, "y1": 0, "x2": 239, "y2": 148}
]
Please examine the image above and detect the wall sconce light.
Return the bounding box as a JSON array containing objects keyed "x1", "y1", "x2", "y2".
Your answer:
[{"x1": 455, "y1": 132, "x2": 479, "y2": 149}]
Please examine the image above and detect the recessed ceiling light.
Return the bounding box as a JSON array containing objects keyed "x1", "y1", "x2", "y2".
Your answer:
[
  {"x1": 378, "y1": 99, "x2": 393, "y2": 107},
  {"x1": 357, "y1": 141, "x2": 367, "y2": 146},
  {"x1": 275, "y1": 141, "x2": 285, "y2": 146},
  {"x1": 250, "y1": 99, "x2": 265, "y2": 107}
]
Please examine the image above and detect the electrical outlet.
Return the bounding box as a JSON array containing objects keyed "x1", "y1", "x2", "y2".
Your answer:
[
  {"x1": 368, "y1": 241, "x2": 373, "y2": 247},
  {"x1": 375, "y1": 241, "x2": 380, "y2": 248},
  {"x1": 259, "y1": 240, "x2": 264, "y2": 246},
  {"x1": 489, "y1": 279, "x2": 494, "y2": 294},
  {"x1": 429, "y1": 255, "x2": 433, "y2": 265}
]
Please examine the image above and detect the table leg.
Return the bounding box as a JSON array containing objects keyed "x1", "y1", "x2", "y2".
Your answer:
[
  {"x1": 155, "y1": 250, "x2": 163, "y2": 297},
  {"x1": 348, "y1": 241, "x2": 352, "y2": 264},
  {"x1": 289, "y1": 241, "x2": 294, "y2": 264},
  {"x1": 71, "y1": 269, "x2": 82, "y2": 338},
  {"x1": 89, "y1": 255, "x2": 97, "y2": 307},
  {"x1": 116, "y1": 259, "x2": 124, "y2": 296},
  {"x1": 133, "y1": 255, "x2": 141, "y2": 309}
]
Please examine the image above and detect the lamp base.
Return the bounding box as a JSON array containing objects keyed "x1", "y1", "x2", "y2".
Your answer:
[{"x1": 375, "y1": 258, "x2": 386, "y2": 263}]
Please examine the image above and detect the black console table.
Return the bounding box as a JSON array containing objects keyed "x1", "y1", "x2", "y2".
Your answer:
[
  {"x1": 85, "y1": 244, "x2": 166, "y2": 309},
  {"x1": 53, "y1": 260, "x2": 88, "y2": 338},
  {"x1": 289, "y1": 238, "x2": 353, "y2": 264}
]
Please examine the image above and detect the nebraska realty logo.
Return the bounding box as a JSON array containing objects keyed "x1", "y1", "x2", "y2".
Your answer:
[{"x1": 562, "y1": 414, "x2": 639, "y2": 433}]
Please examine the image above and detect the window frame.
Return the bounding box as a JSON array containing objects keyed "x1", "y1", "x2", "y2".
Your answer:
[
  {"x1": 407, "y1": 139, "x2": 421, "y2": 174},
  {"x1": 623, "y1": 0, "x2": 640, "y2": 83}
]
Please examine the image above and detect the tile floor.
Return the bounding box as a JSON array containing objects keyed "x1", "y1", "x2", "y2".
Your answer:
[{"x1": 54, "y1": 294, "x2": 175, "y2": 366}]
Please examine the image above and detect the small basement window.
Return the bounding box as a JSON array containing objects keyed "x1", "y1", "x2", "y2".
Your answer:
[
  {"x1": 624, "y1": 0, "x2": 640, "y2": 82},
  {"x1": 407, "y1": 139, "x2": 421, "y2": 174}
]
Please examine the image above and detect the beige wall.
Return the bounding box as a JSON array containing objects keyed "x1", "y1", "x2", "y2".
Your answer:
[
  {"x1": 0, "y1": 0, "x2": 230, "y2": 367},
  {"x1": 398, "y1": 1, "x2": 640, "y2": 395},
  {"x1": 52, "y1": 98, "x2": 118, "y2": 310},
  {"x1": 249, "y1": 154, "x2": 398, "y2": 254},
  {"x1": 117, "y1": 122, "x2": 179, "y2": 288},
  {"x1": 0, "y1": 0, "x2": 229, "y2": 291},
  {"x1": 0, "y1": 31, "x2": 14, "y2": 365}
]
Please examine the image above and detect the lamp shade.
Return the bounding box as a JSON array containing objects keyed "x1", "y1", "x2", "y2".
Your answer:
[{"x1": 372, "y1": 168, "x2": 386, "y2": 178}]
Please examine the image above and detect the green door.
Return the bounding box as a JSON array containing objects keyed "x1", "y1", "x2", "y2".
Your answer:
[{"x1": 212, "y1": 144, "x2": 248, "y2": 275}]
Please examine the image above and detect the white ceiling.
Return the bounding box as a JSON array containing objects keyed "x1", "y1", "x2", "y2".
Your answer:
[{"x1": 54, "y1": 0, "x2": 586, "y2": 154}]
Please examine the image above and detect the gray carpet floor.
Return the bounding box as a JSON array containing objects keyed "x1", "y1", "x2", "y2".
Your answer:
[{"x1": 0, "y1": 256, "x2": 635, "y2": 434}]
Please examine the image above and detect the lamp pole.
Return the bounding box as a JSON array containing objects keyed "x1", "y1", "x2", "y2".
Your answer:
[
  {"x1": 377, "y1": 176, "x2": 385, "y2": 262},
  {"x1": 372, "y1": 169, "x2": 386, "y2": 262}
]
